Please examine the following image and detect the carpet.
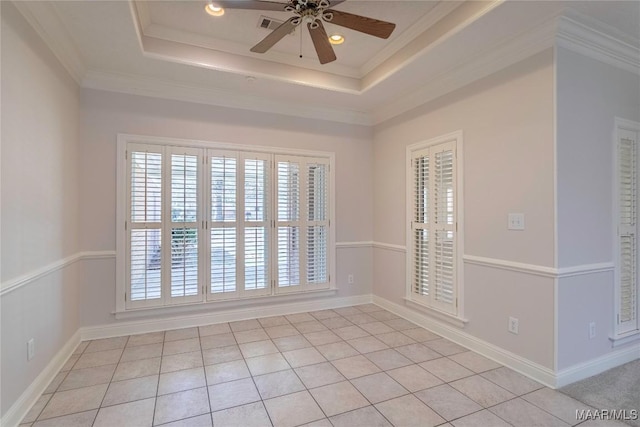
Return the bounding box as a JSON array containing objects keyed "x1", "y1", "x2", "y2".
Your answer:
[{"x1": 560, "y1": 359, "x2": 640, "y2": 426}]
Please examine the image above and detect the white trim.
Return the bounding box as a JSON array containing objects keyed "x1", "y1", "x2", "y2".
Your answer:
[
  {"x1": 463, "y1": 255, "x2": 614, "y2": 279},
  {"x1": 555, "y1": 342, "x2": 640, "y2": 388},
  {"x1": 609, "y1": 330, "x2": 640, "y2": 348},
  {"x1": 552, "y1": 43, "x2": 559, "y2": 373},
  {"x1": 12, "y1": 1, "x2": 85, "y2": 85},
  {"x1": 83, "y1": 70, "x2": 372, "y2": 127},
  {"x1": 0, "y1": 251, "x2": 116, "y2": 296},
  {"x1": 372, "y1": 13, "x2": 558, "y2": 124},
  {"x1": 612, "y1": 118, "x2": 640, "y2": 338},
  {"x1": 81, "y1": 250, "x2": 117, "y2": 261},
  {"x1": 463, "y1": 255, "x2": 556, "y2": 277},
  {"x1": 373, "y1": 295, "x2": 640, "y2": 389},
  {"x1": 118, "y1": 133, "x2": 338, "y2": 158},
  {"x1": 336, "y1": 241, "x2": 374, "y2": 249},
  {"x1": 557, "y1": 263, "x2": 615, "y2": 278},
  {"x1": 335, "y1": 241, "x2": 408, "y2": 253},
  {"x1": 0, "y1": 331, "x2": 81, "y2": 427},
  {"x1": 404, "y1": 298, "x2": 468, "y2": 328},
  {"x1": 373, "y1": 242, "x2": 407, "y2": 253},
  {"x1": 15, "y1": 0, "x2": 637, "y2": 127},
  {"x1": 406, "y1": 131, "x2": 464, "y2": 316},
  {"x1": 115, "y1": 288, "x2": 339, "y2": 320},
  {"x1": 83, "y1": 294, "x2": 371, "y2": 340},
  {"x1": 117, "y1": 134, "x2": 336, "y2": 312},
  {"x1": 556, "y1": 14, "x2": 640, "y2": 77},
  {"x1": 373, "y1": 295, "x2": 558, "y2": 388}
]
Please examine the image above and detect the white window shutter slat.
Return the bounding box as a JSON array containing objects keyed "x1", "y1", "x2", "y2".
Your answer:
[
  {"x1": 409, "y1": 139, "x2": 458, "y2": 314},
  {"x1": 307, "y1": 162, "x2": 328, "y2": 284},
  {"x1": 130, "y1": 229, "x2": 162, "y2": 301},
  {"x1": 167, "y1": 150, "x2": 201, "y2": 303},
  {"x1": 128, "y1": 148, "x2": 163, "y2": 307},
  {"x1": 244, "y1": 157, "x2": 269, "y2": 291},
  {"x1": 210, "y1": 154, "x2": 238, "y2": 296},
  {"x1": 123, "y1": 138, "x2": 333, "y2": 310},
  {"x1": 617, "y1": 130, "x2": 639, "y2": 334},
  {"x1": 275, "y1": 157, "x2": 330, "y2": 292}
]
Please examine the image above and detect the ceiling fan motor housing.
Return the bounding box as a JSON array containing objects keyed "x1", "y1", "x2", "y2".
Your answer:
[{"x1": 286, "y1": 0, "x2": 332, "y2": 29}]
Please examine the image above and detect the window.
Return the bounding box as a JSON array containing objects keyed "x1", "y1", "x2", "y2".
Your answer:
[
  {"x1": 615, "y1": 120, "x2": 640, "y2": 338},
  {"x1": 117, "y1": 136, "x2": 334, "y2": 311},
  {"x1": 406, "y1": 132, "x2": 463, "y2": 316}
]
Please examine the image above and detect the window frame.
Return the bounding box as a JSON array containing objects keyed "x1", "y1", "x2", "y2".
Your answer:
[
  {"x1": 613, "y1": 118, "x2": 640, "y2": 341},
  {"x1": 116, "y1": 134, "x2": 336, "y2": 313},
  {"x1": 405, "y1": 131, "x2": 464, "y2": 319}
]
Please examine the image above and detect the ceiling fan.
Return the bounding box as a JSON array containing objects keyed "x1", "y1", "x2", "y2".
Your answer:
[{"x1": 212, "y1": 0, "x2": 396, "y2": 64}]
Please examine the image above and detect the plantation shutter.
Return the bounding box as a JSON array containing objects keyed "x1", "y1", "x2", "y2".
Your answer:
[
  {"x1": 410, "y1": 141, "x2": 457, "y2": 314},
  {"x1": 168, "y1": 147, "x2": 202, "y2": 303},
  {"x1": 275, "y1": 155, "x2": 330, "y2": 293},
  {"x1": 617, "y1": 129, "x2": 638, "y2": 334},
  {"x1": 242, "y1": 154, "x2": 270, "y2": 296},
  {"x1": 412, "y1": 150, "x2": 430, "y2": 299},
  {"x1": 127, "y1": 144, "x2": 164, "y2": 308},
  {"x1": 433, "y1": 145, "x2": 456, "y2": 310},
  {"x1": 121, "y1": 138, "x2": 334, "y2": 310},
  {"x1": 208, "y1": 151, "x2": 238, "y2": 299},
  {"x1": 276, "y1": 158, "x2": 302, "y2": 290},
  {"x1": 307, "y1": 161, "x2": 329, "y2": 285}
]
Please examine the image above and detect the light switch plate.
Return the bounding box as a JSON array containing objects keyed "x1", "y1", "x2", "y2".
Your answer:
[{"x1": 508, "y1": 213, "x2": 525, "y2": 230}]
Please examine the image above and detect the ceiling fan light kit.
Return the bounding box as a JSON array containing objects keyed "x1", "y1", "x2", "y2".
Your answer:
[
  {"x1": 205, "y1": 1, "x2": 225, "y2": 16},
  {"x1": 328, "y1": 34, "x2": 344, "y2": 44},
  {"x1": 210, "y1": 0, "x2": 396, "y2": 64}
]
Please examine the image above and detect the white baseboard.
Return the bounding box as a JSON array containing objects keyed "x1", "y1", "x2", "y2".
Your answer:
[
  {"x1": 555, "y1": 343, "x2": 640, "y2": 388},
  {"x1": 372, "y1": 295, "x2": 558, "y2": 388},
  {"x1": 1, "y1": 330, "x2": 81, "y2": 427},
  {"x1": 81, "y1": 294, "x2": 372, "y2": 341}
]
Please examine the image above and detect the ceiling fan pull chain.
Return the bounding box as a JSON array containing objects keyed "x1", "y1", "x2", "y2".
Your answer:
[{"x1": 299, "y1": 25, "x2": 303, "y2": 58}]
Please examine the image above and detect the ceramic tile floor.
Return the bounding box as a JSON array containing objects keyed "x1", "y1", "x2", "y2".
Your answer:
[{"x1": 19, "y1": 304, "x2": 627, "y2": 427}]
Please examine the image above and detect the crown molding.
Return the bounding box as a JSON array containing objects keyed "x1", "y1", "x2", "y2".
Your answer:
[
  {"x1": 14, "y1": 0, "x2": 639, "y2": 127},
  {"x1": 372, "y1": 11, "x2": 559, "y2": 125},
  {"x1": 373, "y1": 7, "x2": 640, "y2": 125},
  {"x1": 12, "y1": 1, "x2": 86, "y2": 85},
  {"x1": 556, "y1": 13, "x2": 640, "y2": 76},
  {"x1": 359, "y1": 0, "x2": 460, "y2": 76},
  {"x1": 82, "y1": 69, "x2": 373, "y2": 126}
]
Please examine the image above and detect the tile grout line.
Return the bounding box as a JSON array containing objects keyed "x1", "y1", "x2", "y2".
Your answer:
[
  {"x1": 25, "y1": 305, "x2": 579, "y2": 427},
  {"x1": 92, "y1": 335, "x2": 131, "y2": 427}
]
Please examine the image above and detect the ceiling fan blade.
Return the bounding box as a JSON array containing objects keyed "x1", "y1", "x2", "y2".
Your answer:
[
  {"x1": 325, "y1": 9, "x2": 396, "y2": 39},
  {"x1": 327, "y1": 0, "x2": 347, "y2": 8},
  {"x1": 251, "y1": 17, "x2": 299, "y2": 53},
  {"x1": 308, "y1": 21, "x2": 336, "y2": 64},
  {"x1": 215, "y1": 1, "x2": 288, "y2": 12}
]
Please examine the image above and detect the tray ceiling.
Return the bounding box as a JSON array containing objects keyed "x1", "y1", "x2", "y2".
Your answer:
[{"x1": 14, "y1": 1, "x2": 640, "y2": 125}]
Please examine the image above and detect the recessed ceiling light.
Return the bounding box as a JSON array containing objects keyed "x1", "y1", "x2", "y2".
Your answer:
[
  {"x1": 328, "y1": 34, "x2": 345, "y2": 45},
  {"x1": 205, "y1": 2, "x2": 225, "y2": 16}
]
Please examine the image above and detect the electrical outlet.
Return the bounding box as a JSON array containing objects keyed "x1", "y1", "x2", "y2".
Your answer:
[
  {"x1": 589, "y1": 322, "x2": 596, "y2": 339},
  {"x1": 508, "y1": 317, "x2": 519, "y2": 334},
  {"x1": 27, "y1": 338, "x2": 35, "y2": 361},
  {"x1": 348, "y1": 274, "x2": 354, "y2": 284}
]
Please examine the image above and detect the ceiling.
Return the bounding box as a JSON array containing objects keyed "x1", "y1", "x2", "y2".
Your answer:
[{"x1": 14, "y1": 0, "x2": 640, "y2": 125}]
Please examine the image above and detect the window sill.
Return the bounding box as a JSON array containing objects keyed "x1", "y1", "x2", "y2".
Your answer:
[
  {"x1": 403, "y1": 298, "x2": 468, "y2": 328},
  {"x1": 609, "y1": 330, "x2": 640, "y2": 348},
  {"x1": 114, "y1": 288, "x2": 337, "y2": 320}
]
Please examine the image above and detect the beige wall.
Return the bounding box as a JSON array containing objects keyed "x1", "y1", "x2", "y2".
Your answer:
[
  {"x1": 373, "y1": 50, "x2": 556, "y2": 368},
  {"x1": 78, "y1": 89, "x2": 375, "y2": 326},
  {"x1": 1, "y1": 2, "x2": 81, "y2": 416}
]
